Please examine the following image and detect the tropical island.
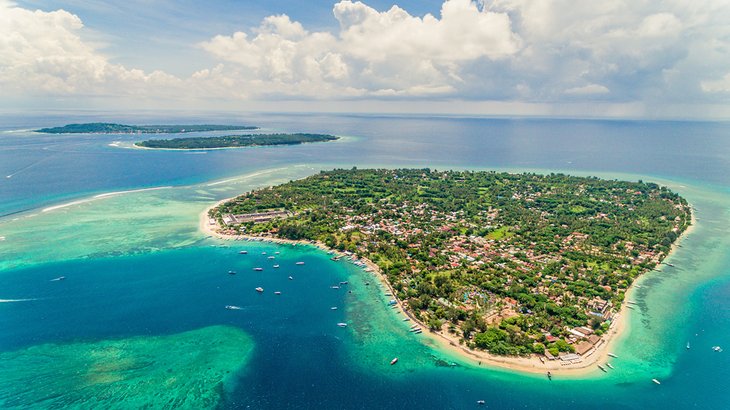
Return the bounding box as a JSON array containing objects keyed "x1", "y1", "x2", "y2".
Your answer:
[
  {"x1": 206, "y1": 168, "x2": 691, "y2": 369},
  {"x1": 135, "y1": 133, "x2": 339, "y2": 150},
  {"x1": 36, "y1": 123, "x2": 258, "y2": 134}
]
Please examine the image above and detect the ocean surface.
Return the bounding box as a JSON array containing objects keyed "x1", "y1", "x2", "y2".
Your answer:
[{"x1": 1, "y1": 113, "x2": 729, "y2": 409}]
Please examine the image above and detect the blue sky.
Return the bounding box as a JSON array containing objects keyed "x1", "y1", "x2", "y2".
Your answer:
[{"x1": 3, "y1": 0, "x2": 730, "y2": 118}]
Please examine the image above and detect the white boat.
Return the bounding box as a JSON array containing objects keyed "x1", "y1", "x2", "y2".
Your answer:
[
  {"x1": 652, "y1": 378, "x2": 661, "y2": 385},
  {"x1": 337, "y1": 322, "x2": 347, "y2": 327},
  {"x1": 296, "y1": 261, "x2": 305, "y2": 265},
  {"x1": 712, "y1": 346, "x2": 723, "y2": 352},
  {"x1": 273, "y1": 264, "x2": 280, "y2": 268},
  {"x1": 225, "y1": 305, "x2": 242, "y2": 310},
  {"x1": 330, "y1": 285, "x2": 340, "y2": 289},
  {"x1": 606, "y1": 363, "x2": 614, "y2": 369},
  {"x1": 274, "y1": 291, "x2": 282, "y2": 295},
  {"x1": 262, "y1": 252, "x2": 267, "y2": 255},
  {"x1": 239, "y1": 250, "x2": 248, "y2": 254},
  {"x1": 608, "y1": 353, "x2": 618, "y2": 358},
  {"x1": 331, "y1": 307, "x2": 338, "y2": 310},
  {"x1": 390, "y1": 357, "x2": 398, "y2": 365},
  {"x1": 275, "y1": 251, "x2": 280, "y2": 254},
  {"x1": 50, "y1": 276, "x2": 66, "y2": 281},
  {"x1": 268, "y1": 256, "x2": 275, "y2": 259},
  {"x1": 253, "y1": 267, "x2": 263, "y2": 271},
  {"x1": 228, "y1": 270, "x2": 236, "y2": 275},
  {"x1": 598, "y1": 365, "x2": 607, "y2": 373},
  {"x1": 288, "y1": 276, "x2": 293, "y2": 280},
  {"x1": 477, "y1": 400, "x2": 486, "y2": 405},
  {"x1": 255, "y1": 287, "x2": 264, "y2": 293},
  {"x1": 687, "y1": 342, "x2": 690, "y2": 349}
]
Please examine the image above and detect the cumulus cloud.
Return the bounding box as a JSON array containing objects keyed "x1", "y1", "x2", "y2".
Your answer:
[
  {"x1": 199, "y1": 0, "x2": 521, "y2": 98},
  {"x1": 2, "y1": 0, "x2": 730, "y2": 116},
  {"x1": 0, "y1": 0, "x2": 180, "y2": 97}
]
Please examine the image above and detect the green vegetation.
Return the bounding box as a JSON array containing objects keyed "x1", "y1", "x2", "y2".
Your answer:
[
  {"x1": 211, "y1": 169, "x2": 691, "y2": 357},
  {"x1": 136, "y1": 133, "x2": 339, "y2": 149},
  {"x1": 36, "y1": 123, "x2": 258, "y2": 134}
]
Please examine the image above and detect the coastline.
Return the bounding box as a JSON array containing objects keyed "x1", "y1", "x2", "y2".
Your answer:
[{"x1": 199, "y1": 198, "x2": 696, "y2": 377}]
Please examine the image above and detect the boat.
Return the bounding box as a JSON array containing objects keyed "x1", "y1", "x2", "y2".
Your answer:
[
  {"x1": 262, "y1": 252, "x2": 267, "y2": 255},
  {"x1": 253, "y1": 267, "x2": 263, "y2": 271},
  {"x1": 687, "y1": 342, "x2": 690, "y2": 349},
  {"x1": 477, "y1": 400, "x2": 486, "y2": 405},
  {"x1": 268, "y1": 256, "x2": 275, "y2": 259},
  {"x1": 50, "y1": 276, "x2": 66, "y2": 281},
  {"x1": 331, "y1": 307, "x2": 338, "y2": 310},
  {"x1": 273, "y1": 264, "x2": 280, "y2": 268},
  {"x1": 652, "y1": 378, "x2": 661, "y2": 385},
  {"x1": 606, "y1": 363, "x2": 614, "y2": 369},
  {"x1": 331, "y1": 285, "x2": 340, "y2": 289},
  {"x1": 337, "y1": 322, "x2": 347, "y2": 327},
  {"x1": 339, "y1": 281, "x2": 349, "y2": 285},
  {"x1": 296, "y1": 261, "x2": 305, "y2": 265},
  {"x1": 275, "y1": 251, "x2": 280, "y2": 254},
  {"x1": 225, "y1": 305, "x2": 242, "y2": 310},
  {"x1": 228, "y1": 270, "x2": 236, "y2": 275},
  {"x1": 666, "y1": 263, "x2": 675, "y2": 267},
  {"x1": 288, "y1": 276, "x2": 293, "y2": 280},
  {"x1": 390, "y1": 357, "x2": 398, "y2": 365},
  {"x1": 712, "y1": 346, "x2": 723, "y2": 352},
  {"x1": 255, "y1": 287, "x2": 264, "y2": 293},
  {"x1": 403, "y1": 318, "x2": 410, "y2": 321},
  {"x1": 274, "y1": 291, "x2": 281, "y2": 295},
  {"x1": 239, "y1": 250, "x2": 248, "y2": 254},
  {"x1": 547, "y1": 371, "x2": 552, "y2": 380},
  {"x1": 598, "y1": 365, "x2": 607, "y2": 372},
  {"x1": 608, "y1": 353, "x2": 618, "y2": 358}
]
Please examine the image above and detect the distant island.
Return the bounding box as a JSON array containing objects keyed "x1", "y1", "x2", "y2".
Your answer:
[
  {"x1": 207, "y1": 168, "x2": 691, "y2": 367},
  {"x1": 135, "y1": 133, "x2": 339, "y2": 149},
  {"x1": 36, "y1": 123, "x2": 258, "y2": 134}
]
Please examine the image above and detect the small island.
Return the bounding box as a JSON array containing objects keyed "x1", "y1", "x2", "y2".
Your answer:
[
  {"x1": 206, "y1": 168, "x2": 691, "y2": 370},
  {"x1": 135, "y1": 133, "x2": 339, "y2": 149},
  {"x1": 36, "y1": 123, "x2": 258, "y2": 134}
]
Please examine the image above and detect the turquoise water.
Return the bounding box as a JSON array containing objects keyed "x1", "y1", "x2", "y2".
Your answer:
[{"x1": 1, "y1": 115, "x2": 730, "y2": 408}]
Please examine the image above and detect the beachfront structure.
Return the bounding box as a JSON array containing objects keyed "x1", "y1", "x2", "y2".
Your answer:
[{"x1": 222, "y1": 210, "x2": 291, "y2": 225}]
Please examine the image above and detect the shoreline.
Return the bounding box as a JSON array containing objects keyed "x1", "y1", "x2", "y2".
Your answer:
[{"x1": 199, "y1": 197, "x2": 696, "y2": 377}]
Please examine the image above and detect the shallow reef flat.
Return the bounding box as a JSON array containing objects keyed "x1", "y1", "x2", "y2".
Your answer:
[{"x1": 0, "y1": 325, "x2": 254, "y2": 409}]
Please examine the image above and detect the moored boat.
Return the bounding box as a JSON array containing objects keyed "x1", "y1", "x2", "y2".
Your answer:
[
  {"x1": 274, "y1": 291, "x2": 281, "y2": 295},
  {"x1": 606, "y1": 363, "x2": 614, "y2": 369},
  {"x1": 239, "y1": 250, "x2": 248, "y2": 254},
  {"x1": 598, "y1": 365, "x2": 607, "y2": 372},
  {"x1": 652, "y1": 378, "x2": 661, "y2": 385},
  {"x1": 255, "y1": 287, "x2": 264, "y2": 293},
  {"x1": 390, "y1": 357, "x2": 398, "y2": 365},
  {"x1": 608, "y1": 353, "x2": 618, "y2": 358},
  {"x1": 337, "y1": 322, "x2": 347, "y2": 327},
  {"x1": 253, "y1": 267, "x2": 263, "y2": 271},
  {"x1": 296, "y1": 261, "x2": 305, "y2": 265}
]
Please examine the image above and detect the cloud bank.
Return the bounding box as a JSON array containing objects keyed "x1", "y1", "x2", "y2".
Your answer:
[{"x1": 2, "y1": 0, "x2": 730, "y2": 117}]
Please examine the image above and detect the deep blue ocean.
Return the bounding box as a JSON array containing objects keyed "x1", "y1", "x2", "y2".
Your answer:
[{"x1": 1, "y1": 113, "x2": 729, "y2": 409}]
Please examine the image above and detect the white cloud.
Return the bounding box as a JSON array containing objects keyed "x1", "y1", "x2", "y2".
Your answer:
[
  {"x1": 701, "y1": 73, "x2": 730, "y2": 93},
  {"x1": 198, "y1": 0, "x2": 521, "y2": 98},
  {"x1": 2, "y1": 0, "x2": 730, "y2": 118},
  {"x1": 564, "y1": 84, "x2": 610, "y2": 96},
  {"x1": 0, "y1": 0, "x2": 180, "y2": 97}
]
